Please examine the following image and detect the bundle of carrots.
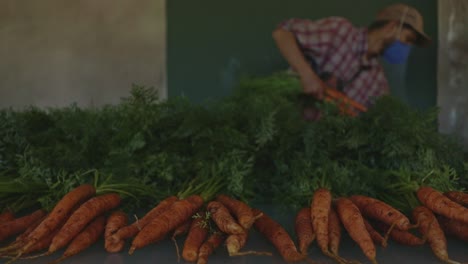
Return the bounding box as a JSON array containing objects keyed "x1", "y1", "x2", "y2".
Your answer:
[
  {"x1": 1, "y1": 184, "x2": 466, "y2": 264},
  {"x1": 294, "y1": 187, "x2": 468, "y2": 264},
  {"x1": 0, "y1": 184, "x2": 121, "y2": 264}
]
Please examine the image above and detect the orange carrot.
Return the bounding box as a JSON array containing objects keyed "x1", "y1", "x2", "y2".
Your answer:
[
  {"x1": 182, "y1": 211, "x2": 209, "y2": 262},
  {"x1": 363, "y1": 219, "x2": 386, "y2": 248},
  {"x1": 49, "y1": 215, "x2": 106, "y2": 264},
  {"x1": 437, "y1": 215, "x2": 468, "y2": 242},
  {"x1": 216, "y1": 194, "x2": 257, "y2": 230},
  {"x1": 104, "y1": 211, "x2": 128, "y2": 253},
  {"x1": 374, "y1": 222, "x2": 425, "y2": 246},
  {"x1": 310, "y1": 188, "x2": 332, "y2": 255},
  {"x1": 253, "y1": 208, "x2": 305, "y2": 263},
  {"x1": 349, "y1": 195, "x2": 412, "y2": 231},
  {"x1": 444, "y1": 191, "x2": 468, "y2": 207},
  {"x1": 412, "y1": 206, "x2": 460, "y2": 264},
  {"x1": 48, "y1": 193, "x2": 120, "y2": 254},
  {"x1": 0, "y1": 210, "x2": 14, "y2": 223},
  {"x1": 417, "y1": 186, "x2": 468, "y2": 224},
  {"x1": 129, "y1": 195, "x2": 204, "y2": 254},
  {"x1": 335, "y1": 198, "x2": 377, "y2": 264},
  {"x1": 110, "y1": 196, "x2": 178, "y2": 244},
  {"x1": 197, "y1": 231, "x2": 225, "y2": 264},
  {"x1": 295, "y1": 207, "x2": 315, "y2": 255},
  {"x1": 20, "y1": 184, "x2": 95, "y2": 253},
  {"x1": 0, "y1": 209, "x2": 46, "y2": 242},
  {"x1": 207, "y1": 201, "x2": 244, "y2": 235}
]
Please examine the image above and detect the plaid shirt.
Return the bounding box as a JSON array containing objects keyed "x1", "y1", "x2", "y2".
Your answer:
[{"x1": 278, "y1": 17, "x2": 389, "y2": 106}]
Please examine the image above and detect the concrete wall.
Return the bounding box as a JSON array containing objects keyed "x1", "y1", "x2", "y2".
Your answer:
[
  {"x1": 438, "y1": 0, "x2": 468, "y2": 149},
  {"x1": 0, "y1": 0, "x2": 166, "y2": 108}
]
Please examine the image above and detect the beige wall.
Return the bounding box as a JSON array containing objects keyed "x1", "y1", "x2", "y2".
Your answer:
[
  {"x1": 438, "y1": 0, "x2": 468, "y2": 149},
  {"x1": 0, "y1": 0, "x2": 165, "y2": 108}
]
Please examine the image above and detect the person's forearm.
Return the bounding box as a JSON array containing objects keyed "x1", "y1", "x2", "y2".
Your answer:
[{"x1": 272, "y1": 28, "x2": 319, "y2": 78}]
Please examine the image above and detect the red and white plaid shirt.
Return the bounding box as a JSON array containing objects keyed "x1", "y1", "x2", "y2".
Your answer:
[{"x1": 278, "y1": 17, "x2": 389, "y2": 107}]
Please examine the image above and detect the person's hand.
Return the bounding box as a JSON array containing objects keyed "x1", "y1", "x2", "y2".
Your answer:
[{"x1": 299, "y1": 72, "x2": 326, "y2": 100}]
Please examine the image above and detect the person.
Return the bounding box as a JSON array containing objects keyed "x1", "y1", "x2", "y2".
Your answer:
[{"x1": 272, "y1": 3, "x2": 431, "y2": 109}]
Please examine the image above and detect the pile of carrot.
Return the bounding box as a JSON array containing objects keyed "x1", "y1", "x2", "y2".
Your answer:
[
  {"x1": 1, "y1": 184, "x2": 466, "y2": 264},
  {"x1": 294, "y1": 187, "x2": 468, "y2": 264}
]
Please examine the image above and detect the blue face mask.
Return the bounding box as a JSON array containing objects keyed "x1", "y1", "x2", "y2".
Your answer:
[{"x1": 382, "y1": 40, "x2": 412, "y2": 64}]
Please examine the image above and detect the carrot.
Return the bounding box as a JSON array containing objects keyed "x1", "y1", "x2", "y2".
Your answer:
[
  {"x1": 129, "y1": 195, "x2": 204, "y2": 254},
  {"x1": 412, "y1": 206, "x2": 461, "y2": 264},
  {"x1": 363, "y1": 219, "x2": 386, "y2": 248},
  {"x1": 197, "y1": 231, "x2": 225, "y2": 264},
  {"x1": 207, "y1": 201, "x2": 244, "y2": 235},
  {"x1": 253, "y1": 208, "x2": 305, "y2": 263},
  {"x1": 349, "y1": 195, "x2": 412, "y2": 231},
  {"x1": 104, "y1": 211, "x2": 128, "y2": 253},
  {"x1": 310, "y1": 188, "x2": 332, "y2": 255},
  {"x1": 444, "y1": 191, "x2": 468, "y2": 207},
  {"x1": 0, "y1": 210, "x2": 14, "y2": 223},
  {"x1": 109, "y1": 196, "x2": 178, "y2": 244},
  {"x1": 49, "y1": 215, "x2": 106, "y2": 264},
  {"x1": 335, "y1": 198, "x2": 377, "y2": 264},
  {"x1": 417, "y1": 186, "x2": 468, "y2": 224},
  {"x1": 4, "y1": 213, "x2": 47, "y2": 251},
  {"x1": 48, "y1": 193, "x2": 120, "y2": 254},
  {"x1": 374, "y1": 222, "x2": 425, "y2": 246},
  {"x1": 172, "y1": 219, "x2": 192, "y2": 262},
  {"x1": 182, "y1": 211, "x2": 209, "y2": 262},
  {"x1": 0, "y1": 209, "x2": 46, "y2": 243},
  {"x1": 19, "y1": 184, "x2": 95, "y2": 253},
  {"x1": 225, "y1": 231, "x2": 272, "y2": 257},
  {"x1": 437, "y1": 215, "x2": 468, "y2": 242},
  {"x1": 295, "y1": 207, "x2": 315, "y2": 255},
  {"x1": 216, "y1": 194, "x2": 257, "y2": 230}
]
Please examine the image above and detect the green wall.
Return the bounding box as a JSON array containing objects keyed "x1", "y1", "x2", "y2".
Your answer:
[{"x1": 167, "y1": 0, "x2": 437, "y2": 109}]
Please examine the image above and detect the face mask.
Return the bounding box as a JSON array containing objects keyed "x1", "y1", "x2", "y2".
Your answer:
[{"x1": 382, "y1": 39, "x2": 412, "y2": 64}]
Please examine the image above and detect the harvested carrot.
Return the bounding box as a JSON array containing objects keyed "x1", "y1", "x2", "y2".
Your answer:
[
  {"x1": 412, "y1": 206, "x2": 461, "y2": 264},
  {"x1": 19, "y1": 184, "x2": 95, "y2": 253},
  {"x1": 110, "y1": 196, "x2": 178, "y2": 244},
  {"x1": 207, "y1": 201, "x2": 244, "y2": 235},
  {"x1": 4, "y1": 213, "x2": 47, "y2": 252},
  {"x1": 104, "y1": 211, "x2": 128, "y2": 253},
  {"x1": 48, "y1": 193, "x2": 120, "y2": 254},
  {"x1": 444, "y1": 191, "x2": 468, "y2": 207},
  {"x1": 364, "y1": 219, "x2": 386, "y2": 248},
  {"x1": 216, "y1": 194, "x2": 257, "y2": 230},
  {"x1": 253, "y1": 208, "x2": 305, "y2": 263},
  {"x1": 349, "y1": 195, "x2": 412, "y2": 231},
  {"x1": 182, "y1": 211, "x2": 209, "y2": 262},
  {"x1": 49, "y1": 215, "x2": 106, "y2": 264},
  {"x1": 172, "y1": 219, "x2": 192, "y2": 262},
  {"x1": 335, "y1": 198, "x2": 377, "y2": 264},
  {"x1": 294, "y1": 207, "x2": 315, "y2": 255},
  {"x1": 417, "y1": 186, "x2": 468, "y2": 224},
  {"x1": 438, "y1": 215, "x2": 468, "y2": 242},
  {"x1": 197, "y1": 231, "x2": 225, "y2": 264},
  {"x1": 310, "y1": 188, "x2": 331, "y2": 255},
  {"x1": 374, "y1": 222, "x2": 425, "y2": 246},
  {"x1": 129, "y1": 195, "x2": 204, "y2": 254},
  {"x1": 0, "y1": 209, "x2": 46, "y2": 243},
  {"x1": 0, "y1": 210, "x2": 14, "y2": 223}
]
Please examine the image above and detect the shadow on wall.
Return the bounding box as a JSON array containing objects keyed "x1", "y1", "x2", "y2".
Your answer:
[
  {"x1": 0, "y1": 0, "x2": 166, "y2": 108},
  {"x1": 438, "y1": 0, "x2": 468, "y2": 150}
]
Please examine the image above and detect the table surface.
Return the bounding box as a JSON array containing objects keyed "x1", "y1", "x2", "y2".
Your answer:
[{"x1": 10, "y1": 204, "x2": 468, "y2": 264}]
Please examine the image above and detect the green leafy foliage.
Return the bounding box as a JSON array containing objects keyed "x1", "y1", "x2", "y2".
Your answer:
[{"x1": 0, "y1": 74, "x2": 466, "y2": 214}]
